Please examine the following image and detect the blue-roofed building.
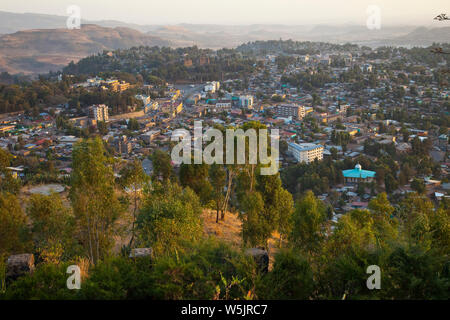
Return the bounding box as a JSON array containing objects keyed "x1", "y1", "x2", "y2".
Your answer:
[{"x1": 342, "y1": 164, "x2": 376, "y2": 183}]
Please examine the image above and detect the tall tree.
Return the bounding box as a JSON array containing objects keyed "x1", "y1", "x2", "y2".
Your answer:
[
  {"x1": 0, "y1": 193, "x2": 30, "y2": 257},
  {"x1": 70, "y1": 137, "x2": 124, "y2": 264},
  {"x1": 209, "y1": 164, "x2": 227, "y2": 223},
  {"x1": 118, "y1": 159, "x2": 150, "y2": 247},
  {"x1": 290, "y1": 191, "x2": 327, "y2": 255}
]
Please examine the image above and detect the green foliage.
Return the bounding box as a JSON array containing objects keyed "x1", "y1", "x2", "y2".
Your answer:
[
  {"x1": 2, "y1": 263, "x2": 79, "y2": 300},
  {"x1": 149, "y1": 240, "x2": 255, "y2": 300},
  {"x1": 136, "y1": 181, "x2": 203, "y2": 256},
  {"x1": 151, "y1": 150, "x2": 174, "y2": 182},
  {"x1": 0, "y1": 193, "x2": 30, "y2": 256},
  {"x1": 0, "y1": 148, "x2": 21, "y2": 195},
  {"x1": 63, "y1": 46, "x2": 256, "y2": 84},
  {"x1": 259, "y1": 249, "x2": 314, "y2": 300},
  {"x1": 290, "y1": 191, "x2": 327, "y2": 254},
  {"x1": 70, "y1": 137, "x2": 124, "y2": 264},
  {"x1": 80, "y1": 256, "x2": 154, "y2": 300},
  {"x1": 410, "y1": 178, "x2": 426, "y2": 194},
  {"x1": 179, "y1": 163, "x2": 212, "y2": 205},
  {"x1": 240, "y1": 191, "x2": 267, "y2": 248},
  {"x1": 27, "y1": 193, "x2": 79, "y2": 262},
  {"x1": 381, "y1": 246, "x2": 449, "y2": 300}
]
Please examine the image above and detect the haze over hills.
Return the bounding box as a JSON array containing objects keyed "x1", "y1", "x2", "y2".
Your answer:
[{"x1": 0, "y1": 10, "x2": 449, "y2": 75}]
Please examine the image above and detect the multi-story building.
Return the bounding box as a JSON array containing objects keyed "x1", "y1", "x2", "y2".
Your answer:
[
  {"x1": 288, "y1": 142, "x2": 324, "y2": 163},
  {"x1": 140, "y1": 130, "x2": 161, "y2": 144},
  {"x1": 89, "y1": 104, "x2": 109, "y2": 122},
  {"x1": 275, "y1": 104, "x2": 306, "y2": 120},
  {"x1": 239, "y1": 95, "x2": 254, "y2": 109},
  {"x1": 216, "y1": 100, "x2": 232, "y2": 109},
  {"x1": 115, "y1": 135, "x2": 132, "y2": 155},
  {"x1": 204, "y1": 81, "x2": 219, "y2": 93}
]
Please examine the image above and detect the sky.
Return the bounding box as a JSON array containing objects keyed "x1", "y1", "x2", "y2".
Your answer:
[{"x1": 0, "y1": 0, "x2": 448, "y2": 26}]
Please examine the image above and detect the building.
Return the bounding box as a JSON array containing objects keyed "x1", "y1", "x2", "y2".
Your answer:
[
  {"x1": 115, "y1": 135, "x2": 132, "y2": 155},
  {"x1": 204, "y1": 81, "x2": 220, "y2": 93},
  {"x1": 135, "y1": 94, "x2": 151, "y2": 106},
  {"x1": 288, "y1": 142, "x2": 324, "y2": 163},
  {"x1": 140, "y1": 130, "x2": 161, "y2": 144},
  {"x1": 89, "y1": 105, "x2": 109, "y2": 122},
  {"x1": 360, "y1": 64, "x2": 373, "y2": 73},
  {"x1": 144, "y1": 102, "x2": 159, "y2": 114},
  {"x1": 105, "y1": 80, "x2": 130, "y2": 92},
  {"x1": 239, "y1": 95, "x2": 254, "y2": 109},
  {"x1": 342, "y1": 164, "x2": 376, "y2": 183},
  {"x1": 275, "y1": 104, "x2": 306, "y2": 120},
  {"x1": 216, "y1": 100, "x2": 232, "y2": 109}
]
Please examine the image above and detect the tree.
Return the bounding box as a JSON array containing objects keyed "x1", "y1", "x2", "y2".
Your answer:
[
  {"x1": 136, "y1": 181, "x2": 203, "y2": 256},
  {"x1": 240, "y1": 191, "x2": 267, "y2": 248},
  {"x1": 127, "y1": 118, "x2": 140, "y2": 131},
  {"x1": 411, "y1": 178, "x2": 426, "y2": 194},
  {"x1": 70, "y1": 137, "x2": 124, "y2": 264},
  {"x1": 384, "y1": 174, "x2": 398, "y2": 194},
  {"x1": 274, "y1": 188, "x2": 294, "y2": 247},
  {"x1": 0, "y1": 193, "x2": 30, "y2": 257},
  {"x1": 27, "y1": 193, "x2": 76, "y2": 263},
  {"x1": 209, "y1": 164, "x2": 227, "y2": 223},
  {"x1": 256, "y1": 173, "x2": 293, "y2": 247},
  {"x1": 97, "y1": 121, "x2": 109, "y2": 135},
  {"x1": 118, "y1": 159, "x2": 150, "y2": 247},
  {"x1": 290, "y1": 191, "x2": 327, "y2": 255},
  {"x1": 151, "y1": 150, "x2": 173, "y2": 182},
  {"x1": 260, "y1": 249, "x2": 314, "y2": 300},
  {"x1": 179, "y1": 163, "x2": 212, "y2": 205},
  {"x1": 0, "y1": 148, "x2": 21, "y2": 195}
]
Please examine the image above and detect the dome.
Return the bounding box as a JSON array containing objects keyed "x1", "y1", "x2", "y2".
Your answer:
[{"x1": 355, "y1": 164, "x2": 362, "y2": 171}]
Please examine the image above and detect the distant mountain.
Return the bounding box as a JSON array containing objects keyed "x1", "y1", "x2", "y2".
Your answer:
[
  {"x1": 395, "y1": 26, "x2": 450, "y2": 45},
  {"x1": 0, "y1": 24, "x2": 170, "y2": 75},
  {"x1": 0, "y1": 11, "x2": 159, "y2": 34},
  {"x1": 0, "y1": 10, "x2": 449, "y2": 75}
]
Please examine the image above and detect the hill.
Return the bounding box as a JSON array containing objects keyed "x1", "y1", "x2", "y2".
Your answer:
[{"x1": 0, "y1": 24, "x2": 171, "y2": 75}]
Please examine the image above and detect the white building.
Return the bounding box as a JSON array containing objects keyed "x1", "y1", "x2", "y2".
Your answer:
[
  {"x1": 288, "y1": 143, "x2": 324, "y2": 163},
  {"x1": 360, "y1": 64, "x2": 373, "y2": 73},
  {"x1": 204, "y1": 84, "x2": 215, "y2": 93},
  {"x1": 135, "y1": 94, "x2": 151, "y2": 106},
  {"x1": 204, "y1": 81, "x2": 220, "y2": 93}
]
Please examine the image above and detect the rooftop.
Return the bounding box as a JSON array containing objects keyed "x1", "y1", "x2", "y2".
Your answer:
[{"x1": 342, "y1": 164, "x2": 376, "y2": 179}]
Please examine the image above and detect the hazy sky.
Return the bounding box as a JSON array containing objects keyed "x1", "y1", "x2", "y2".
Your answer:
[{"x1": 0, "y1": 0, "x2": 448, "y2": 25}]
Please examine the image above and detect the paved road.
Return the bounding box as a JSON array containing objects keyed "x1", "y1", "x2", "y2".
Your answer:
[{"x1": 174, "y1": 84, "x2": 205, "y2": 100}]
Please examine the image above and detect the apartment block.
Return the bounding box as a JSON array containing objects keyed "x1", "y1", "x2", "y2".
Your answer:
[
  {"x1": 89, "y1": 104, "x2": 109, "y2": 122},
  {"x1": 288, "y1": 142, "x2": 324, "y2": 163},
  {"x1": 275, "y1": 104, "x2": 306, "y2": 120}
]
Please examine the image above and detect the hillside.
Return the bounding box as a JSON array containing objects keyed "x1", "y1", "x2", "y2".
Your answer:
[{"x1": 0, "y1": 24, "x2": 171, "y2": 75}]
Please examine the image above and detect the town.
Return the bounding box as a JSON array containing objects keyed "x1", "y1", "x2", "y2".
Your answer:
[
  {"x1": 0, "y1": 40, "x2": 449, "y2": 301},
  {"x1": 0, "y1": 42, "x2": 448, "y2": 211}
]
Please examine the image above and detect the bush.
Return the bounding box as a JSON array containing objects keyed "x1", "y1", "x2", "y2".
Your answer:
[
  {"x1": 149, "y1": 239, "x2": 256, "y2": 300},
  {"x1": 258, "y1": 249, "x2": 314, "y2": 300}
]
